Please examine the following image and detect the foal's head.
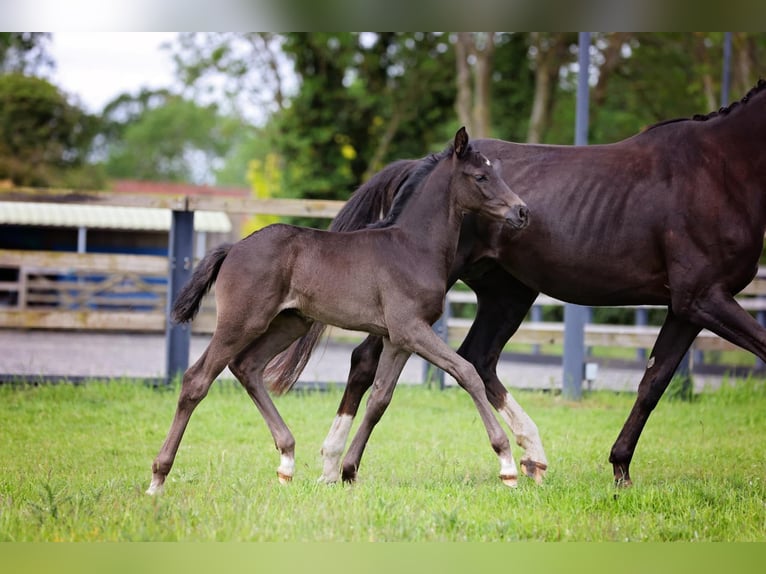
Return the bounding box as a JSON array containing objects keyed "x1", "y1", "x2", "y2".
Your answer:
[{"x1": 451, "y1": 127, "x2": 529, "y2": 229}]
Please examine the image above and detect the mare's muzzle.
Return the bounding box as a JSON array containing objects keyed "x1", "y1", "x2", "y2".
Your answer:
[{"x1": 505, "y1": 205, "x2": 530, "y2": 229}]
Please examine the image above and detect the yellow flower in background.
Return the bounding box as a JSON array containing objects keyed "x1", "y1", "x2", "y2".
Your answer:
[
  {"x1": 244, "y1": 153, "x2": 282, "y2": 236},
  {"x1": 341, "y1": 143, "x2": 357, "y2": 160}
]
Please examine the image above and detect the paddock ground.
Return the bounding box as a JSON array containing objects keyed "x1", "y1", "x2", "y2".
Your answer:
[{"x1": 0, "y1": 328, "x2": 744, "y2": 393}]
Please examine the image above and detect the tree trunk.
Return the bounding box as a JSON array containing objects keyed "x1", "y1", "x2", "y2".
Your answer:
[
  {"x1": 454, "y1": 32, "x2": 495, "y2": 138},
  {"x1": 455, "y1": 33, "x2": 473, "y2": 132},
  {"x1": 527, "y1": 33, "x2": 554, "y2": 144}
]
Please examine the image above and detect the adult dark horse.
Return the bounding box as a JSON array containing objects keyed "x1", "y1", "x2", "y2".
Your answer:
[
  {"x1": 146, "y1": 128, "x2": 530, "y2": 494},
  {"x1": 269, "y1": 80, "x2": 766, "y2": 486}
]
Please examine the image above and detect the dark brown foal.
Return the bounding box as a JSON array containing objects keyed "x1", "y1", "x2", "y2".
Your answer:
[{"x1": 146, "y1": 128, "x2": 529, "y2": 494}]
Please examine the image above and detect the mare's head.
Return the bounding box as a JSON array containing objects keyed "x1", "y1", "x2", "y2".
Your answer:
[{"x1": 451, "y1": 127, "x2": 529, "y2": 229}]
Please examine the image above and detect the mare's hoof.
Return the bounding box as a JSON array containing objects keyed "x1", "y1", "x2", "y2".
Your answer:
[
  {"x1": 520, "y1": 459, "x2": 547, "y2": 485},
  {"x1": 499, "y1": 474, "x2": 518, "y2": 488},
  {"x1": 277, "y1": 471, "x2": 293, "y2": 485},
  {"x1": 614, "y1": 476, "x2": 633, "y2": 488}
]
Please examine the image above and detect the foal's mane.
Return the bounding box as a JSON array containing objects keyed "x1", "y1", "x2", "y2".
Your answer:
[
  {"x1": 645, "y1": 78, "x2": 766, "y2": 131},
  {"x1": 367, "y1": 144, "x2": 454, "y2": 229}
]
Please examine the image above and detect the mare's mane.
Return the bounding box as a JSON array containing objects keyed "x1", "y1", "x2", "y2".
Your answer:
[{"x1": 645, "y1": 78, "x2": 766, "y2": 132}]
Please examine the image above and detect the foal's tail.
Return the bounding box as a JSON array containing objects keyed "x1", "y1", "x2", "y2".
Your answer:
[
  {"x1": 264, "y1": 159, "x2": 421, "y2": 395},
  {"x1": 172, "y1": 243, "x2": 233, "y2": 324}
]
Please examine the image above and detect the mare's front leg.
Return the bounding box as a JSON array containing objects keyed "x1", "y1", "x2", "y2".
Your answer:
[
  {"x1": 609, "y1": 310, "x2": 701, "y2": 486},
  {"x1": 340, "y1": 338, "x2": 411, "y2": 483},
  {"x1": 229, "y1": 312, "x2": 312, "y2": 484},
  {"x1": 319, "y1": 335, "x2": 383, "y2": 483},
  {"x1": 398, "y1": 323, "x2": 518, "y2": 487},
  {"x1": 461, "y1": 268, "x2": 548, "y2": 483}
]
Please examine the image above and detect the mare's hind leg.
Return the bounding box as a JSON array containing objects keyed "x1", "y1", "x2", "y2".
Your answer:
[
  {"x1": 394, "y1": 323, "x2": 518, "y2": 487},
  {"x1": 228, "y1": 312, "x2": 312, "y2": 484},
  {"x1": 461, "y1": 268, "x2": 548, "y2": 483},
  {"x1": 609, "y1": 310, "x2": 701, "y2": 486},
  {"x1": 340, "y1": 339, "x2": 411, "y2": 483},
  {"x1": 319, "y1": 335, "x2": 383, "y2": 483},
  {"x1": 147, "y1": 333, "x2": 249, "y2": 495}
]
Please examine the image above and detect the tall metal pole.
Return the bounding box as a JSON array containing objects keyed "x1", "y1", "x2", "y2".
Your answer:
[
  {"x1": 562, "y1": 32, "x2": 591, "y2": 400},
  {"x1": 165, "y1": 210, "x2": 195, "y2": 383}
]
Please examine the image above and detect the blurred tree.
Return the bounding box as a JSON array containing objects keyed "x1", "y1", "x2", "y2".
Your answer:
[
  {"x1": 170, "y1": 32, "x2": 456, "y2": 202},
  {"x1": 454, "y1": 32, "x2": 495, "y2": 138},
  {"x1": 102, "y1": 92, "x2": 244, "y2": 184},
  {"x1": 489, "y1": 33, "x2": 536, "y2": 142},
  {"x1": 0, "y1": 73, "x2": 103, "y2": 188},
  {"x1": 0, "y1": 33, "x2": 54, "y2": 76}
]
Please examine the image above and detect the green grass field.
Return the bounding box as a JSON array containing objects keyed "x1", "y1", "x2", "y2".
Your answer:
[{"x1": 1, "y1": 377, "x2": 765, "y2": 541}]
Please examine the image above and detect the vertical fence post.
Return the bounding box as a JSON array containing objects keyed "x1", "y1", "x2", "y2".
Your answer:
[
  {"x1": 165, "y1": 209, "x2": 195, "y2": 383},
  {"x1": 423, "y1": 297, "x2": 449, "y2": 389},
  {"x1": 562, "y1": 31, "x2": 591, "y2": 401}
]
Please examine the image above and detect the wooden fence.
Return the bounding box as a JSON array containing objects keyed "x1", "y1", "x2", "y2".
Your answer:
[
  {"x1": 2, "y1": 187, "x2": 766, "y2": 361},
  {"x1": 2, "y1": 246, "x2": 766, "y2": 356}
]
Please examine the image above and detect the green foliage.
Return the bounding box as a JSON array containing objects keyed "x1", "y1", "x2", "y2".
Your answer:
[
  {"x1": 0, "y1": 73, "x2": 104, "y2": 188},
  {"x1": 102, "y1": 93, "x2": 244, "y2": 184},
  {"x1": 270, "y1": 33, "x2": 457, "y2": 203},
  {"x1": 1, "y1": 380, "x2": 765, "y2": 541},
  {"x1": 489, "y1": 34, "x2": 536, "y2": 141}
]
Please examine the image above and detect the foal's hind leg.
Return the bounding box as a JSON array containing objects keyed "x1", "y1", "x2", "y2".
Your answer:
[{"x1": 228, "y1": 312, "x2": 312, "y2": 484}]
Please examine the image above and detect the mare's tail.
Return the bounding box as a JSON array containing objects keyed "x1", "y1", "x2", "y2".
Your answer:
[
  {"x1": 172, "y1": 243, "x2": 233, "y2": 324},
  {"x1": 264, "y1": 159, "x2": 421, "y2": 395}
]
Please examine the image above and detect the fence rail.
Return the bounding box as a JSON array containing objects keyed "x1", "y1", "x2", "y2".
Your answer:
[
  {"x1": 2, "y1": 188, "x2": 766, "y2": 367},
  {"x1": 3, "y1": 247, "x2": 766, "y2": 358}
]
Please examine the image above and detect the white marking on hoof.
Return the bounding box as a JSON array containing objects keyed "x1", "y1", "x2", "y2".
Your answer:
[
  {"x1": 145, "y1": 478, "x2": 164, "y2": 495},
  {"x1": 500, "y1": 474, "x2": 518, "y2": 488},
  {"x1": 320, "y1": 414, "x2": 353, "y2": 483},
  {"x1": 277, "y1": 452, "x2": 294, "y2": 484},
  {"x1": 498, "y1": 394, "x2": 548, "y2": 472},
  {"x1": 521, "y1": 459, "x2": 547, "y2": 485},
  {"x1": 498, "y1": 452, "x2": 518, "y2": 489}
]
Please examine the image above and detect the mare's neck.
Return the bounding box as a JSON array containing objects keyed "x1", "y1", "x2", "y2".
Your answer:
[{"x1": 705, "y1": 92, "x2": 766, "y2": 178}]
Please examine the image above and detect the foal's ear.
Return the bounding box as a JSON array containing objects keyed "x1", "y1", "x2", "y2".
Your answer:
[{"x1": 454, "y1": 127, "x2": 469, "y2": 159}]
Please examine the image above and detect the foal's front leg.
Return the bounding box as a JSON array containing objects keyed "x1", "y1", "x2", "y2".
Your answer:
[
  {"x1": 340, "y1": 339, "x2": 411, "y2": 483},
  {"x1": 400, "y1": 323, "x2": 518, "y2": 487}
]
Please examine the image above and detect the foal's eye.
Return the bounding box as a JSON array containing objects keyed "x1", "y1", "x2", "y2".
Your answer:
[{"x1": 474, "y1": 174, "x2": 488, "y2": 183}]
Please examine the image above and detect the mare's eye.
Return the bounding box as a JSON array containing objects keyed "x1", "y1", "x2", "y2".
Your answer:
[{"x1": 474, "y1": 174, "x2": 488, "y2": 183}]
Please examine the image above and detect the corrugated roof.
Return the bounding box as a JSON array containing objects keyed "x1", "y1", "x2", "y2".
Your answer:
[{"x1": 0, "y1": 202, "x2": 231, "y2": 233}]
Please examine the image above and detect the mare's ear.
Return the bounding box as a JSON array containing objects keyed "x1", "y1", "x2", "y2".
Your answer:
[{"x1": 454, "y1": 127, "x2": 469, "y2": 159}]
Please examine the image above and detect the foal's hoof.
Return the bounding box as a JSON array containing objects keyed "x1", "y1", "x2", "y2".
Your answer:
[
  {"x1": 341, "y1": 465, "x2": 358, "y2": 484},
  {"x1": 499, "y1": 474, "x2": 518, "y2": 488},
  {"x1": 520, "y1": 459, "x2": 547, "y2": 485},
  {"x1": 277, "y1": 471, "x2": 293, "y2": 485},
  {"x1": 145, "y1": 477, "x2": 164, "y2": 495}
]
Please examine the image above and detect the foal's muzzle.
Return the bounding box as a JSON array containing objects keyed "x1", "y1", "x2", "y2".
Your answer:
[{"x1": 505, "y1": 205, "x2": 530, "y2": 229}]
